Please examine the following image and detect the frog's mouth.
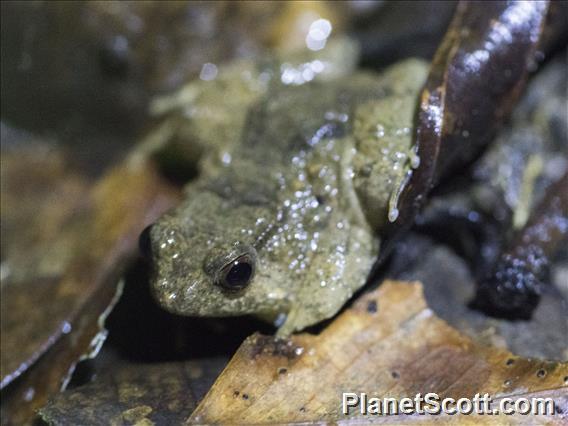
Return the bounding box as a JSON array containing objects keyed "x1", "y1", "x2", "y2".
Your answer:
[{"x1": 148, "y1": 255, "x2": 292, "y2": 319}]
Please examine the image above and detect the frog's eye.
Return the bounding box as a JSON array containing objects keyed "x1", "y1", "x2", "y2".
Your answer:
[{"x1": 217, "y1": 254, "x2": 255, "y2": 291}]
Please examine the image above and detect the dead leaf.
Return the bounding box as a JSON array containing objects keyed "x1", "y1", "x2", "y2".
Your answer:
[
  {"x1": 39, "y1": 358, "x2": 228, "y2": 426},
  {"x1": 1, "y1": 141, "x2": 90, "y2": 389},
  {"x1": 189, "y1": 281, "x2": 568, "y2": 424},
  {"x1": 1, "y1": 157, "x2": 180, "y2": 424},
  {"x1": 387, "y1": 234, "x2": 568, "y2": 361},
  {"x1": 382, "y1": 1, "x2": 563, "y2": 253}
]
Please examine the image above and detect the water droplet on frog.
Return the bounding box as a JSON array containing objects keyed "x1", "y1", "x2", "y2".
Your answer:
[
  {"x1": 221, "y1": 152, "x2": 232, "y2": 165},
  {"x1": 23, "y1": 387, "x2": 35, "y2": 402},
  {"x1": 410, "y1": 155, "x2": 420, "y2": 169},
  {"x1": 199, "y1": 63, "x2": 218, "y2": 81},
  {"x1": 61, "y1": 321, "x2": 72, "y2": 334},
  {"x1": 388, "y1": 208, "x2": 399, "y2": 222},
  {"x1": 306, "y1": 19, "x2": 332, "y2": 51},
  {"x1": 312, "y1": 59, "x2": 325, "y2": 73},
  {"x1": 274, "y1": 313, "x2": 287, "y2": 327}
]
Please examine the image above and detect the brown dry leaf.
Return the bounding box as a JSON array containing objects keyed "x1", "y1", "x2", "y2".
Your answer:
[
  {"x1": 1, "y1": 142, "x2": 90, "y2": 390},
  {"x1": 382, "y1": 1, "x2": 566, "y2": 249},
  {"x1": 1, "y1": 155, "x2": 180, "y2": 424},
  {"x1": 189, "y1": 281, "x2": 568, "y2": 424},
  {"x1": 38, "y1": 358, "x2": 228, "y2": 426}
]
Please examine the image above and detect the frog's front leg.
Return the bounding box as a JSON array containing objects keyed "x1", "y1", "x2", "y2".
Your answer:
[
  {"x1": 275, "y1": 297, "x2": 342, "y2": 337},
  {"x1": 274, "y1": 269, "x2": 347, "y2": 337},
  {"x1": 351, "y1": 59, "x2": 429, "y2": 230},
  {"x1": 386, "y1": 145, "x2": 421, "y2": 223},
  {"x1": 276, "y1": 222, "x2": 378, "y2": 337},
  {"x1": 275, "y1": 288, "x2": 348, "y2": 337},
  {"x1": 276, "y1": 306, "x2": 303, "y2": 338}
]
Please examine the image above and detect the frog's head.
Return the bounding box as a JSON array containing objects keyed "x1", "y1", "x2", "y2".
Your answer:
[{"x1": 141, "y1": 186, "x2": 293, "y2": 321}]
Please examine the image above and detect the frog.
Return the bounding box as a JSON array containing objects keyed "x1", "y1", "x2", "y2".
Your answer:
[{"x1": 141, "y1": 48, "x2": 429, "y2": 336}]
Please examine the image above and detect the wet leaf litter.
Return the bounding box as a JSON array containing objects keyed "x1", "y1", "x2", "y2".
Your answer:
[{"x1": 1, "y1": 1, "x2": 567, "y2": 424}]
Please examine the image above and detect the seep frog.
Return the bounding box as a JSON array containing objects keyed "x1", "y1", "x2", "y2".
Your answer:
[{"x1": 142, "y1": 52, "x2": 429, "y2": 336}]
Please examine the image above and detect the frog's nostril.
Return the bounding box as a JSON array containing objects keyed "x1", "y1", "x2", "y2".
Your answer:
[{"x1": 139, "y1": 225, "x2": 154, "y2": 259}]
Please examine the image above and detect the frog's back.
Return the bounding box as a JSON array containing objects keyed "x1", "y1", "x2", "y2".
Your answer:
[
  {"x1": 240, "y1": 73, "x2": 394, "y2": 164},
  {"x1": 235, "y1": 59, "x2": 429, "y2": 228}
]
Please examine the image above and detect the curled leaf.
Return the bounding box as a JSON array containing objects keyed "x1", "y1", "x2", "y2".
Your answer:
[{"x1": 383, "y1": 1, "x2": 562, "y2": 250}]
